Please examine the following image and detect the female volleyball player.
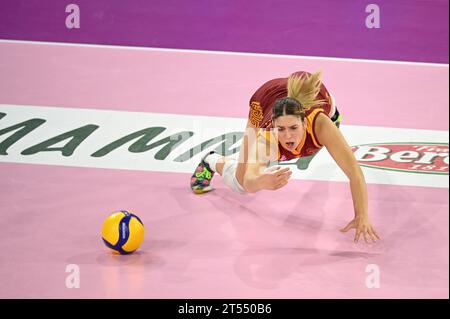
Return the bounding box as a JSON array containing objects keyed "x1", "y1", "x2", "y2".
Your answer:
[{"x1": 190, "y1": 71, "x2": 379, "y2": 243}]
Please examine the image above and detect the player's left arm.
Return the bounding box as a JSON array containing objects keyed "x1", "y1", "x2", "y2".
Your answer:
[{"x1": 315, "y1": 113, "x2": 380, "y2": 243}]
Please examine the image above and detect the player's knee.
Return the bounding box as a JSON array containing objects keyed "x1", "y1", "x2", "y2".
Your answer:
[{"x1": 222, "y1": 159, "x2": 246, "y2": 194}]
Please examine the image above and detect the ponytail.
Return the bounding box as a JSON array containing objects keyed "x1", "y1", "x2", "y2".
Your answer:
[{"x1": 287, "y1": 71, "x2": 326, "y2": 109}]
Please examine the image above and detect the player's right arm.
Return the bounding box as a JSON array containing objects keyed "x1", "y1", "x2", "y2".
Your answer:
[{"x1": 242, "y1": 131, "x2": 292, "y2": 193}]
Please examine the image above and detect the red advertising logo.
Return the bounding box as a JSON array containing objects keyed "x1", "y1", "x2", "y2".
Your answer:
[{"x1": 352, "y1": 143, "x2": 449, "y2": 174}]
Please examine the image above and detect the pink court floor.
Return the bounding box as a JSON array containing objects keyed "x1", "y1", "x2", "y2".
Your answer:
[{"x1": 0, "y1": 40, "x2": 448, "y2": 298}]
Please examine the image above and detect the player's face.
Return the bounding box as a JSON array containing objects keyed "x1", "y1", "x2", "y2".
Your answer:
[{"x1": 273, "y1": 115, "x2": 305, "y2": 151}]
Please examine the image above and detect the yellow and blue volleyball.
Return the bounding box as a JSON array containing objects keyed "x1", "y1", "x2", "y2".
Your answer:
[{"x1": 101, "y1": 210, "x2": 144, "y2": 254}]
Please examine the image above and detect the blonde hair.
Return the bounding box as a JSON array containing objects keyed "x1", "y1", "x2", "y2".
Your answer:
[{"x1": 287, "y1": 71, "x2": 326, "y2": 109}]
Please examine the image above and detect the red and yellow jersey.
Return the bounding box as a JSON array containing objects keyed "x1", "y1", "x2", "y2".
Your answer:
[{"x1": 249, "y1": 71, "x2": 334, "y2": 162}]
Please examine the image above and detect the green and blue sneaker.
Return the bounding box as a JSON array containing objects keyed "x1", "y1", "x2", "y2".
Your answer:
[{"x1": 190, "y1": 151, "x2": 216, "y2": 194}]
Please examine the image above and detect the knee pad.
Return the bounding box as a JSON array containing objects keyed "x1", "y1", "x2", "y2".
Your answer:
[{"x1": 222, "y1": 159, "x2": 246, "y2": 194}]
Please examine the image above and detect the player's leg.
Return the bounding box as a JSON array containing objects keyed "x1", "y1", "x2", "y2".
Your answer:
[
  {"x1": 190, "y1": 119, "x2": 257, "y2": 194},
  {"x1": 331, "y1": 107, "x2": 342, "y2": 128}
]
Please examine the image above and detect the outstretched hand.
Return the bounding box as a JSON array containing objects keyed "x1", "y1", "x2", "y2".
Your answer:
[
  {"x1": 340, "y1": 216, "x2": 380, "y2": 243},
  {"x1": 259, "y1": 166, "x2": 292, "y2": 190}
]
